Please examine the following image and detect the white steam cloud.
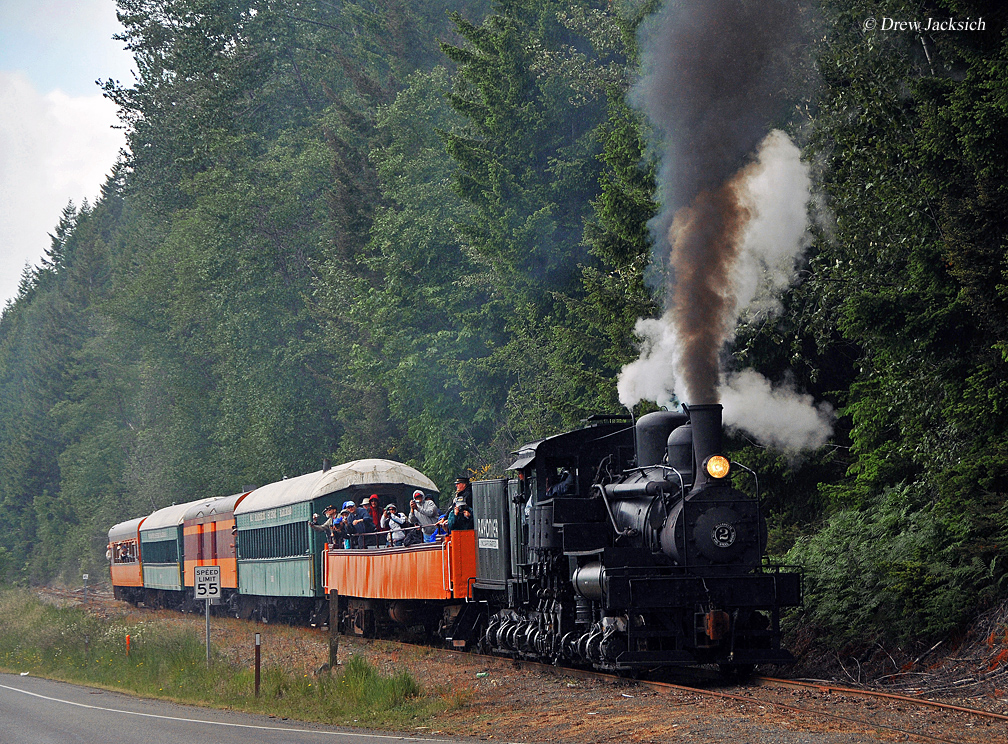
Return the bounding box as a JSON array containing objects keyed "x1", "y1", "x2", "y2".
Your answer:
[
  {"x1": 619, "y1": 130, "x2": 834, "y2": 452},
  {"x1": 721, "y1": 369, "x2": 833, "y2": 451},
  {"x1": 731, "y1": 129, "x2": 812, "y2": 319},
  {"x1": 616, "y1": 316, "x2": 683, "y2": 410}
]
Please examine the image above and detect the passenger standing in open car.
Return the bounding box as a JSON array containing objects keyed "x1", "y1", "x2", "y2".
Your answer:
[
  {"x1": 440, "y1": 494, "x2": 473, "y2": 534},
  {"x1": 351, "y1": 498, "x2": 375, "y2": 548},
  {"x1": 335, "y1": 504, "x2": 355, "y2": 548},
  {"x1": 381, "y1": 503, "x2": 407, "y2": 546},
  {"x1": 308, "y1": 504, "x2": 340, "y2": 544},
  {"x1": 408, "y1": 489, "x2": 440, "y2": 542},
  {"x1": 364, "y1": 495, "x2": 382, "y2": 537}
]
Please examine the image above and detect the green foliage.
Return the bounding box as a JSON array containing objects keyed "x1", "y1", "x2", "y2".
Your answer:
[
  {"x1": 787, "y1": 483, "x2": 1008, "y2": 646},
  {"x1": 0, "y1": 548, "x2": 12, "y2": 585},
  {"x1": 441, "y1": 0, "x2": 606, "y2": 301},
  {"x1": 550, "y1": 91, "x2": 659, "y2": 421},
  {"x1": 786, "y1": 0, "x2": 1008, "y2": 642}
]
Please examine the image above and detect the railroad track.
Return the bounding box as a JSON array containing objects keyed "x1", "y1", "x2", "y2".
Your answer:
[
  {"x1": 37, "y1": 586, "x2": 114, "y2": 606},
  {"x1": 383, "y1": 631, "x2": 1006, "y2": 744},
  {"x1": 755, "y1": 675, "x2": 1008, "y2": 724},
  {"x1": 496, "y1": 657, "x2": 1007, "y2": 744}
]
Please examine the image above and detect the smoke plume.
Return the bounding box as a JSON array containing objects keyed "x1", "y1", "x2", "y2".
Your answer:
[
  {"x1": 617, "y1": 0, "x2": 833, "y2": 451},
  {"x1": 633, "y1": 0, "x2": 800, "y2": 231}
]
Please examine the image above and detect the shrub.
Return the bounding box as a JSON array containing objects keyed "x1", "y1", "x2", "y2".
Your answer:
[{"x1": 786, "y1": 483, "x2": 998, "y2": 646}]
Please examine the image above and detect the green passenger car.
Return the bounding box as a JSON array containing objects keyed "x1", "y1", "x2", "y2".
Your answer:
[
  {"x1": 233, "y1": 458, "x2": 439, "y2": 622},
  {"x1": 139, "y1": 498, "x2": 204, "y2": 606}
]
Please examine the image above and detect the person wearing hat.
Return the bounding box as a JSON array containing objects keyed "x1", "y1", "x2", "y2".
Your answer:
[
  {"x1": 335, "y1": 505, "x2": 354, "y2": 548},
  {"x1": 440, "y1": 493, "x2": 474, "y2": 534},
  {"x1": 364, "y1": 495, "x2": 382, "y2": 536},
  {"x1": 454, "y1": 476, "x2": 473, "y2": 506},
  {"x1": 308, "y1": 504, "x2": 340, "y2": 544},
  {"x1": 381, "y1": 502, "x2": 408, "y2": 547},
  {"x1": 348, "y1": 497, "x2": 375, "y2": 548},
  {"x1": 408, "y1": 489, "x2": 440, "y2": 543}
]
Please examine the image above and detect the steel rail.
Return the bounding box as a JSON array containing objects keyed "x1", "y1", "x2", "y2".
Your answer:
[
  {"x1": 504, "y1": 659, "x2": 971, "y2": 744},
  {"x1": 755, "y1": 675, "x2": 1008, "y2": 723},
  {"x1": 636, "y1": 676, "x2": 970, "y2": 744}
]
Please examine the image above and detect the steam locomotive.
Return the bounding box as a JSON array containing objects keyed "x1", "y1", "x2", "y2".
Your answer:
[
  {"x1": 109, "y1": 404, "x2": 800, "y2": 673},
  {"x1": 467, "y1": 404, "x2": 801, "y2": 672}
]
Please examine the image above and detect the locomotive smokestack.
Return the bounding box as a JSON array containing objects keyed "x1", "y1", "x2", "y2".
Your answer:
[{"x1": 688, "y1": 404, "x2": 723, "y2": 489}]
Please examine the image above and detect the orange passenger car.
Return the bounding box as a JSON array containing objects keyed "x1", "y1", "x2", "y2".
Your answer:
[
  {"x1": 323, "y1": 529, "x2": 478, "y2": 639},
  {"x1": 324, "y1": 529, "x2": 477, "y2": 600},
  {"x1": 182, "y1": 491, "x2": 250, "y2": 590},
  {"x1": 108, "y1": 516, "x2": 146, "y2": 604}
]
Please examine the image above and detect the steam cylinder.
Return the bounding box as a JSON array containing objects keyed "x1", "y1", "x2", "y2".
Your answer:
[
  {"x1": 667, "y1": 423, "x2": 693, "y2": 486},
  {"x1": 635, "y1": 411, "x2": 688, "y2": 468},
  {"x1": 572, "y1": 562, "x2": 604, "y2": 599}
]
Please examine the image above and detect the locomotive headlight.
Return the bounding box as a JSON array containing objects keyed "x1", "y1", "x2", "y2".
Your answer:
[{"x1": 705, "y1": 455, "x2": 731, "y2": 479}]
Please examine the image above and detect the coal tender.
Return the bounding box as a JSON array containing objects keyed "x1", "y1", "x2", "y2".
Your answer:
[{"x1": 470, "y1": 406, "x2": 801, "y2": 672}]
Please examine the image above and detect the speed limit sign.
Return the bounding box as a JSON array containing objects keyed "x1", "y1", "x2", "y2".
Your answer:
[
  {"x1": 194, "y1": 565, "x2": 221, "y2": 599},
  {"x1": 194, "y1": 565, "x2": 221, "y2": 666}
]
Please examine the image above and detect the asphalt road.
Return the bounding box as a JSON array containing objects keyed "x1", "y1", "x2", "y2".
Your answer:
[{"x1": 0, "y1": 673, "x2": 462, "y2": 744}]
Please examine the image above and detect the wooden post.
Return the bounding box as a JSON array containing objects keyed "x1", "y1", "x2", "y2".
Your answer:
[
  {"x1": 329, "y1": 589, "x2": 339, "y2": 669},
  {"x1": 254, "y1": 633, "x2": 261, "y2": 697}
]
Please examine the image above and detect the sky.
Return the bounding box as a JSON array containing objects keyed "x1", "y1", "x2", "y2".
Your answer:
[{"x1": 0, "y1": 0, "x2": 134, "y2": 309}]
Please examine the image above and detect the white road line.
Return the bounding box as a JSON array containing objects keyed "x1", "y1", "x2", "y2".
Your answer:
[{"x1": 0, "y1": 682, "x2": 453, "y2": 741}]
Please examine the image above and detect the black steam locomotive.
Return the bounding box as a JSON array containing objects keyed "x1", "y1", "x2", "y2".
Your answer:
[{"x1": 464, "y1": 404, "x2": 801, "y2": 672}]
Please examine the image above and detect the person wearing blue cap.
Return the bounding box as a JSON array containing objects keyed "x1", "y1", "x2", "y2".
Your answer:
[{"x1": 345, "y1": 498, "x2": 374, "y2": 548}]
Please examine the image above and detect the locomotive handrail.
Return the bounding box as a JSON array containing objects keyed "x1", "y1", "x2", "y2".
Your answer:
[
  {"x1": 729, "y1": 460, "x2": 763, "y2": 557},
  {"x1": 643, "y1": 492, "x2": 663, "y2": 553},
  {"x1": 442, "y1": 536, "x2": 452, "y2": 593},
  {"x1": 592, "y1": 483, "x2": 637, "y2": 540},
  {"x1": 728, "y1": 460, "x2": 760, "y2": 502},
  {"x1": 658, "y1": 465, "x2": 687, "y2": 505}
]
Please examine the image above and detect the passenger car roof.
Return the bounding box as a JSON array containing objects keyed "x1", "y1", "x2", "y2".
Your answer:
[
  {"x1": 182, "y1": 491, "x2": 249, "y2": 521},
  {"x1": 108, "y1": 517, "x2": 145, "y2": 542},
  {"x1": 140, "y1": 498, "x2": 205, "y2": 532},
  {"x1": 235, "y1": 459, "x2": 438, "y2": 515}
]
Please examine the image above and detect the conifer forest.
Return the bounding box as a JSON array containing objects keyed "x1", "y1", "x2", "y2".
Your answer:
[{"x1": 1, "y1": 0, "x2": 1005, "y2": 649}]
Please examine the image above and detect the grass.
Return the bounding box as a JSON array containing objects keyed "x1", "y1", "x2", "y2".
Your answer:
[{"x1": 0, "y1": 588, "x2": 445, "y2": 728}]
